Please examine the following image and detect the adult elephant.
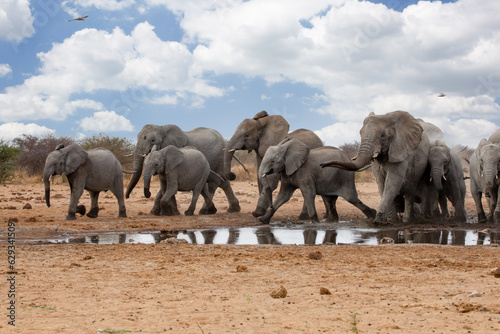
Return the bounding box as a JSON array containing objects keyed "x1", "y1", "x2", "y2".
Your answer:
[
  {"x1": 321, "y1": 110, "x2": 430, "y2": 224},
  {"x1": 126, "y1": 124, "x2": 240, "y2": 215},
  {"x1": 223, "y1": 110, "x2": 324, "y2": 217},
  {"x1": 470, "y1": 129, "x2": 500, "y2": 223}
]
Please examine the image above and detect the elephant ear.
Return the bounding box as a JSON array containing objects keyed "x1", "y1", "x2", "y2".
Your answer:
[
  {"x1": 64, "y1": 144, "x2": 88, "y2": 175},
  {"x1": 164, "y1": 146, "x2": 184, "y2": 175},
  {"x1": 257, "y1": 114, "x2": 290, "y2": 157},
  {"x1": 282, "y1": 139, "x2": 310, "y2": 176},
  {"x1": 388, "y1": 111, "x2": 423, "y2": 163},
  {"x1": 163, "y1": 124, "x2": 188, "y2": 148},
  {"x1": 253, "y1": 110, "x2": 269, "y2": 119}
]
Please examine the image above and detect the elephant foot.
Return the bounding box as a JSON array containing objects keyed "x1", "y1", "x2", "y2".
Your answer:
[
  {"x1": 184, "y1": 210, "x2": 194, "y2": 216},
  {"x1": 298, "y1": 211, "x2": 309, "y2": 220},
  {"x1": 252, "y1": 206, "x2": 267, "y2": 218},
  {"x1": 118, "y1": 210, "x2": 127, "y2": 218},
  {"x1": 323, "y1": 213, "x2": 339, "y2": 223},
  {"x1": 258, "y1": 215, "x2": 271, "y2": 224},
  {"x1": 364, "y1": 208, "x2": 377, "y2": 219},
  {"x1": 227, "y1": 203, "x2": 241, "y2": 213},
  {"x1": 76, "y1": 205, "x2": 86, "y2": 216},
  {"x1": 150, "y1": 207, "x2": 161, "y2": 216},
  {"x1": 200, "y1": 205, "x2": 217, "y2": 215},
  {"x1": 477, "y1": 211, "x2": 487, "y2": 224},
  {"x1": 373, "y1": 212, "x2": 392, "y2": 226},
  {"x1": 65, "y1": 212, "x2": 76, "y2": 220},
  {"x1": 87, "y1": 207, "x2": 99, "y2": 218}
]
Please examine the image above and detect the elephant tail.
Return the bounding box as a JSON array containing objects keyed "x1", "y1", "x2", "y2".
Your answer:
[{"x1": 210, "y1": 170, "x2": 225, "y2": 182}]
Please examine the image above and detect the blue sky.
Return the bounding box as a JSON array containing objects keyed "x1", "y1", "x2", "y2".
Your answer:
[{"x1": 1, "y1": 0, "x2": 499, "y2": 147}]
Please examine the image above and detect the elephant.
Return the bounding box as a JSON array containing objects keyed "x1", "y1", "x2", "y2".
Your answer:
[
  {"x1": 320, "y1": 110, "x2": 430, "y2": 224},
  {"x1": 470, "y1": 129, "x2": 500, "y2": 223},
  {"x1": 257, "y1": 138, "x2": 376, "y2": 224},
  {"x1": 143, "y1": 145, "x2": 215, "y2": 216},
  {"x1": 424, "y1": 140, "x2": 467, "y2": 222},
  {"x1": 224, "y1": 110, "x2": 324, "y2": 217},
  {"x1": 43, "y1": 143, "x2": 127, "y2": 220},
  {"x1": 126, "y1": 124, "x2": 240, "y2": 215}
]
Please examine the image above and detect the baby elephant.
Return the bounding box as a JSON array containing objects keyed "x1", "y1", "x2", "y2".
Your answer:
[
  {"x1": 258, "y1": 139, "x2": 376, "y2": 224},
  {"x1": 43, "y1": 143, "x2": 127, "y2": 220},
  {"x1": 143, "y1": 145, "x2": 216, "y2": 216}
]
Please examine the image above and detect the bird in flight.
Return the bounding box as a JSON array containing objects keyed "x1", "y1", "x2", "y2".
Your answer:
[
  {"x1": 67, "y1": 15, "x2": 89, "y2": 22},
  {"x1": 437, "y1": 93, "x2": 446, "y2": 97}
]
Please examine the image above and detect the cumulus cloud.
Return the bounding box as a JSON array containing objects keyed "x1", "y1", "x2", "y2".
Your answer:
[
  {"x1": 0, "y1": 64, "x2": 12, "y2": 77},
  {"x1": 0, "y1": 0, "x2": 34, "y2": 42},
  {"x1": 79, "y1": 110, "x2": 134, "y2": 132},
  {"x1": 62, "y1": 0, "x2": 135, "y2": 13},
  {"x1": 314, "y1": 122, "x2": 362, "y2": 147},
  {"x1": 0, "y1": 22, "x2": 224, "y2": 122},
  {"x1": 0, "y1": 122, "x2": 55, "y2": 141}
]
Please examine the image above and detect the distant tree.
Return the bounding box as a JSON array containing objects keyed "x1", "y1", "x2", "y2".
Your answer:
[
  {"x1": 79, "y1": 134, "x2": 135, "y2": 170},
  {"x1": 339, "y1": 141, "x2": 360, "y2": 159},
  {"x1": 13, "y1": 134, "x2": 75, "y2": 176},
  {"x1": 0, "y1": 140, "x2": 21, "y2": 183}
]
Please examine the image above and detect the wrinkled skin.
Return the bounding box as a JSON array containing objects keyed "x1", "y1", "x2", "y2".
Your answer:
[
  {"x1": 126, "y1": 124, "x2": 239, "y2": 215},
  {"x1": 143, "y1": 146, "x2": 215, "y2": 216},
  {"x1": 423, "y1": 140, "x2": 467, "y2": 222},
  {"x1": 258, "y1": 139, "x2": 376, "y2": 224},
  {"x1": 224, "y1": 111, "x2": 323, "y2": 218},
  {"x1": 321, "y1": 111, "x2": 430, "y2": 225},
  {"x1": 470, "y1": 132, "x2": 500, "y2": 224},
  {"x1": 43, "y1": 144, "x2": 127, "y2": 220}
]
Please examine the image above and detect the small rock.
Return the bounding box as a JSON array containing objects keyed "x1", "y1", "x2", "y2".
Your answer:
[
  {"x1": 308, "y1": 251, "x2": 323, "y2": 260},
  {"x1": 379, "y1": 237, "x2": 394, "y2": 244},
  {"x1": 23, "y1": 203, "x2": 32, "y2": 209},
  {"x1": 82, "y1": 256, "x2": 93, "y2": 261},
  {"x1": 270, "y1": 285, "x2": 287, "y2": 299},
  {"x1": 489, "y1": 267, "x2": 500, "y2": 278},
  {"x1": 319, "y1": 287, "x2": 332, "y2": 295},
  {"x1": 467, "y1": 290, "x2": 481, "y2": 298},
  {"x1": 236, "y1": 265, "x2": 248, "y2": 272}
]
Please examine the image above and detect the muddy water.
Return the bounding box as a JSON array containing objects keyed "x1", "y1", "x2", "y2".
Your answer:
[{"x1": 16, "y1": 223, "x2": 499, "y2": 246}]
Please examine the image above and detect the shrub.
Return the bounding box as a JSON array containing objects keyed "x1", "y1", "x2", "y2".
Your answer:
[
  {"x1": 232, "y1": 151, "x2": 258, "y2": 181},
  {"x1": 13, "y1": 134, "x2": 74, "y2": 177},
  {"x1": 0, "y1": 140, "x2": 21, "y2": 183},
  {"x1": 79, "y1": 134, "x2": 135, "y2": 171}
]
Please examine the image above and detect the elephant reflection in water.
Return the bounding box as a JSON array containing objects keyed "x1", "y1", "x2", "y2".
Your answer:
[{"x1": 303, "y1": 229, "x2": 338, "y2": 245}]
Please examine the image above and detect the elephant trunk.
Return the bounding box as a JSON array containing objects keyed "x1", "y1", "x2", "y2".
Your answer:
[
  {"x1": 126, "y1": 153, "x2": 144, "y2": 198},
  {"x1": 43, "y1": 170, "x2": 52, "y2": 207},
  {"x1": 322, "y1": 140, "x2": 375, "y2": 171},
  {"x1": 224, "y1": 139, "x2": 241, "y2": 181},
  {"x1": 143, "y1": 174, "x2": 152, "y2": 198},
  {"x1": 431, "y1": 167, "x2": 444, "y2": 191}
]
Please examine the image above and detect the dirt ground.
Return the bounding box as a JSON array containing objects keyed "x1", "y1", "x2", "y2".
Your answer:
[{"x1": 1, "y1": 178, "x2": 500, "y2": 333}]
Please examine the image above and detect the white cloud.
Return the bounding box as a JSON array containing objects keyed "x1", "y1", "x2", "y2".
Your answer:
[
  {"x1": 261, "y1": 94, "x2": 271, "y2": 101},
  {"x1": 0, "y1": 0, "x2": 34, "y2": 42},
  {"x1": 314, "y1": 121, "x2": 362, "y2": 147},
  {"x1": 0, "y1": 64, "x2": 12, "y2": 77},
  {"x1": 0, "y1": 22, "x2": 224, "y2": 122},
  {"x1": 79, "y1": 110, "x2": 134, "y2": 132},
  {"x1": 0, "y1": 122, "x2": 55, "y2": 141},
  {"x1": 62, "y1": 0, "x2": 135, "y2": 13}
]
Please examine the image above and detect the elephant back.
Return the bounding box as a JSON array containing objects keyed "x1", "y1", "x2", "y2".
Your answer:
[
  {"x1": 488, "y1": 129, "x2": 500, "y2": 144},
  {"x1": 286, "y1": 129, "x2": 323, "y2": 149},
  {"x1": 184, "y1": 127, "x2": 225, "y2": 172}
]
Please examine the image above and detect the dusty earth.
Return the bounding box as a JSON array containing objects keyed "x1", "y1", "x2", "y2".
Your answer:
[{"x1": 1, "y1": 177, "x2": 500, "y2": 333}]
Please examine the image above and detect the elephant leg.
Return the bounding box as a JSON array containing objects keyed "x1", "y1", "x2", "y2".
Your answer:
[
  {"x1": 322, "y1": 195, "x2": 339, "y2": 223},
  {"x1": 66, "y1": 180, "x2": 85, "y2": 220},
  {"x1": 258, "y1": 183, "x2": 296, "y2": 224},
  {"x1": 299, "y1": 186, "x2": 319, "y2": 222},
  {"x1": 219, "y1": 178, "x2": 241, "y2": 213},
  {"x1": 344, "y1": 194, "x2": 377, "y2": 220},
  {"x1": 87, "y1": 191, "x2": 100, "y2": 218},
  {"x1": 151, "y1": 190, "x2": 162, "y2": 216},
  {"x1": 160, "y1": 185, "x2": 178, "y2": 216},
  {"x1": 253, "y1": 173, "x2": 279, "y2": 218},
  {"x1": 376, "y1": 168, "x2": 406, "y2": 224},
  {"x1": 111, "y1": 187, "x2": 127, "y2": 218},
  {"x1": 200, "y1": 184, "x2": 217, "y2": 215},
  {"x1": 199, "y1": 181, "x2": 218, "y2": 215},
  {"x1": 438, "y1": 192, "x2": 449, "y2": 219},
  {"x1": 493, "y1": 187, "x2": 500, "y2": 223},
  {"x1": 471, "y1": 181, "x2": 487, "y2": 223}
]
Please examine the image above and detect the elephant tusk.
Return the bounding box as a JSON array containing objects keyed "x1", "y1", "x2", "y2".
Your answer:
[
  {"x1": 228, "y1": 148, "x2": 236, "y2": 153},
  {"x1": 124, "y1": 153, "x2": 134, "y2": 157},
  {"x1": 372, "y1": 152, "x2": 379, "y2": 159},
  {"x1": 141, "y1": 153, "x2": 147, "y2": 158}
]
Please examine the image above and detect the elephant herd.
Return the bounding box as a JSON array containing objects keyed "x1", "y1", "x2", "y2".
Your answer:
[{"x1": 43, "y1": 110, "x2": 500, "y2": 225}]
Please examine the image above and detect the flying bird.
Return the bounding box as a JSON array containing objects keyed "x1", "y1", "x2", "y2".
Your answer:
[
  {"x1": 437, "y1": 93, "x2": 446, "y2": 97},
  {"x1": 67, "y1": 15, "x2": 89, "y2": 22}
]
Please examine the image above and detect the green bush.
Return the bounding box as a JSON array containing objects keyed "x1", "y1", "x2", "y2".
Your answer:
[{"x1": 0, "y1": 140, "x2": 21, "y2": 183}]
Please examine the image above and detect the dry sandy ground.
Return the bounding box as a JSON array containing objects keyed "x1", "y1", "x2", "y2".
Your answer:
[{"x1": 1, "y1": 178, "x2": 499, "y2": 333}]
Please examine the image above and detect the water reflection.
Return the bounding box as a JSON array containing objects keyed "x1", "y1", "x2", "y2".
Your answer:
[{"x1": 42, "y1": 226, "x2": 500, "y2": 246}]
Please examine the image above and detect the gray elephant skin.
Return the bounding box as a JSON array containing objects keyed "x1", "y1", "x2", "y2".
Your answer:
[
  {"x1": 470, "y1": 129, "x2": 500, "y2": 223},
  {"x1": 43, "y1": 143, "x2": 127, "y2": 220},
  {"x1": 257, "y1": 139, "x2": 376, "y2": 224},
  {"x1": 321, "y1": 110, "x2": 430, "y2": 224},
  {"x1": 424, "y1": 140, "x2": 467, "y2": 222},
  {"x1": 126, "y1": 124, "x2": 240, "y2": 215},
  {"x1": 224, "y1": 110, "x2": 323, "y2": 217},
  {"x1": 143, "y1": 145, "x2": 215, "y2": 216}
]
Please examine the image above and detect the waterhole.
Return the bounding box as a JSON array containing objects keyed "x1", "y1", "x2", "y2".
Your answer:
[{"x1": 17, "y1": 224, "x2": 499, "y2": 246}]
